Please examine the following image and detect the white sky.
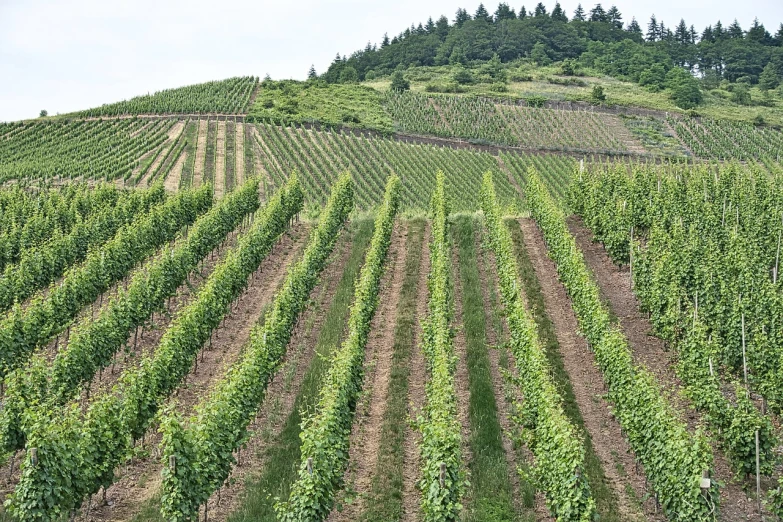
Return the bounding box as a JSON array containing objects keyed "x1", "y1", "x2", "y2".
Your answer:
[{"x1": 1, "y1": 0, "x2": 780, "y2": 122}]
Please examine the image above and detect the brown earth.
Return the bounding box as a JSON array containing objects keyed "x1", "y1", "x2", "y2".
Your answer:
[
  {"x1": 197, "y1": 222, "x2": 354, "y2": 522},
  {"x1": 139, "y1": 121, "x2": 186, "y2": 187},
  {"x1": 326, "y1": 223, "x2": 408, "y2": 521},
  {"x1": 401, "y1": 223, "x2": 431, "y2": 522},
  {"x1": 235, "y1": 123, "x2": 245, "y2": 187},
  {"x1": 193, "y1": 119, "x2": 208, "y2": 187},
  {"x1": 519, "y1": 218, "x2": 655, "y2": 521},
  {"x1": 215, "y1": 121, "x2": 227, "y2": 199},
  {"x1": 164, "y1": 150, "x2": 187, "y2": 193}
]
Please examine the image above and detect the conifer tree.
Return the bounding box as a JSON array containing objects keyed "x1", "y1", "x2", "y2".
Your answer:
[{"x1": 573, "y1": 4, "x2": 585, "y2": 21}]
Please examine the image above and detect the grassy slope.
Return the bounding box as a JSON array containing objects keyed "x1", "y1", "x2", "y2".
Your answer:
[{"x1": 365, "y1": 63, "x2": 783, "y2": 126}]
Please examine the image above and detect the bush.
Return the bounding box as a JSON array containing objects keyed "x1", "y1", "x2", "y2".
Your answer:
[
  {"x1": 666, "y1": 68, "x2": 702, "y2": 109},
  {"x1": 489, "y1": 82, "x2": 508, "y2": 93},
  {"x1": 509, "y1": 71, "x2": 533, "y2": 82},
  {"x1": 452, "y1": 67, "x2": 474, "y2": 85},
  {"x1": 591, "y1": 85, "x2": 606, "y2": 103},
  {"x1": 364, "y1": 70, "x2": 377, "y2": 81},
  {"x1": 390, "y1": 71, "x2": 410, "y2": 92},
  {"x1": 731, "y1": 84, "x2": 752, "y2": 105},
  {"x1": 525, "y1": 95, "x2": 547, "y2": 108}
]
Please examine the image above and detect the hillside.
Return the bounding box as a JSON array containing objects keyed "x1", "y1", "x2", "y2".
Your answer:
[{"x1": 2, "y1": 5, "x2": 783, "y2": 521}]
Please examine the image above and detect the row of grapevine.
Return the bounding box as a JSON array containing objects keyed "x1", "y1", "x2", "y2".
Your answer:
[
  {"x1": 501, "y1": 151, "x2": 577, "y2": 210},
  {"x1": 496, "y1": 104, "x2": 633, "y2": 154},
  {"x1": 0, "y1": 178, "x2": 262, "y2": 455},
  {"x1": 672, "y1": 117, "x2": 783, "y2": 161},
  {"x1": 159, "y1": 174, "x2": 354, "y2": 520},
  {"x1": 418, "y1": 172, "x2": 465, "y2": 521},
  {"x1": 570, "y1": 165, "x2": 778, "y2": 477},
  {"x1": 384, "y1": 92, "x2": 640, "y2": 155},
  {"x1": 479, "y1": 173, "x2": 594, "y2": 520},
  {"x1": 0, "y1": 184, "x2": 166, "y2": 313},
  {"x1": 278, "y1": 175, "x2": 401, "y2": 520},
  {"x1": 0, "y1": 183, "x2": 122, "y2": 271},
  {"x1": 74, "y1": 77, "x2": 258, "y2": 117},
  {"x1": 0, "y1": 118, "x2": 171, "y2": 182},
  {"x1": 253, "y1": 123, "x2": 518, "y2": 211},
  {"x1": 525, "y1": 167, "x2": 717, "y2": 520},
  {"x1": 0, "y1": 185, "x2": 212, "y2": 380},
  {"x1": 7, "y1": 178, "x2": 303, "y2": 521}
]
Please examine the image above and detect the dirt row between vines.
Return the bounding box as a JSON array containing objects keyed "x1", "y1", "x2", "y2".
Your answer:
[
  {"x1": 139, "y1": 121, "x2": 186, "y2": 187},
  {"x1": 198, "y1": 222, "x2": 355, "y2": 522},
  {"x1": 326, "y1": 223, "x2": 408, "y2": 521},
  {"x1": 215, "y1": 121, "x2": 227, "y2": 199},
  {"x1": 164, "y1": 150, "x2": 187, "y2": 193},
  {"x1": 193, "y1": 119, "x2": 208, "y2": 187},
  {"x1": 518, "y1": 217, "x2": 658, "y2": 521},
  {"x1": 401, "y1": 223, "x2": 431, "y2": 522},
  {"x1": 566, "y1": 216, "x2": 764, "y2": 522},
  {"x1": 83, "y1": 224, "x2": 310, "y2": 522}
]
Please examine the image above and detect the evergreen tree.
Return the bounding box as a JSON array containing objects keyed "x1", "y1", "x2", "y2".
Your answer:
[
  {"x1": 701, "y1": 26, "x2": 714, "y2": 43},
  {"x1": 475, "y1": 3, "x2": 492, "y2": 21},
  {"x1": 435, "y1": 15, "x2": 450, "y2": 39},
  {"x1": 573, "y1": 4, "x2": 586, "y2": 21},
  {"x1": 714, "y1": 21, "x2": 725, "y2": 40},
  {"x1": 531, "y1": 41, "x2": 551, "y2": 64},
  {"x1": 689, "y1": 25, "x2": 698, "y2": 44},
  {"x1": 307, "y1": 65, "x2": 317, "y2": 80},
  {"x1": 381, "y1": 33, "x2": 390, "y2": 47},
  {"x1": 647, "y1": 15, "x2": 659, "y2": 41},
  {"x1": 675, "y1": 19, "x2": 689, "y2": 43},
  {"x1": 607, "y1": 6, "x2": 622, "y2": 29},
  {"x1": 759, "y1": 62, "x2": 781, "y2": 90},
  {"x1": 728, "y1": 19, "x2": 744, "y2": 38},
  {"x1": 551, "y1": 2, "x2": 568, "y2": 22},
  {"x1": 534, "y1": 2, "x2": 548, "y2": 17},
  {"x1": 775, "y1": 24, "x2": 783, "y2": 45},
  {"x1": 390, "y1": 70, "x2": 410, "y2": 91},
  {"x1": 627, "y1": 18, "x2": 642, "y2": 36},
  {"x1": 589, "y1": 4, "x2": 606, "y2": 22},
  {"x1": 494, "y1": 3, "x2": 516, "y2": 21},
  {"x1": 747, "y1": 18, "x2": 771, "y2": 44},
  {"x1": 519, "y1": 6, "x2": 527, "y2": 19},
  {"x1": 425, "y1": 17, "x2": 435, "y2": 33},
  {"x1": 455, "y1": 8, "x2": 471, "y2": 27}
]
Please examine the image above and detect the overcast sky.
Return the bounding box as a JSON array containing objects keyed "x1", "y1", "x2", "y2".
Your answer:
[{"x1": 1, "y1": 0, "x2": 780, "y2": 122}]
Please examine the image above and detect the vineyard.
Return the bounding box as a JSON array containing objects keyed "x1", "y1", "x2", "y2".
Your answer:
[{"x1": 4, "y1": 72, "x2": 783, "y2": 522}]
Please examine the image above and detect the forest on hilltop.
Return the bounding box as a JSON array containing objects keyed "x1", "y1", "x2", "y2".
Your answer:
[{"x1": 321, "y1": 2, "x2": 783, "y2": 110}]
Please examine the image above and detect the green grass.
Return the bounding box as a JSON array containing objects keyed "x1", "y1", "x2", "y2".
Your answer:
[
  {"x1": 478, "y1": 223, "x2": 538, "y2": 519},
  {"x1": 359, "y1": 219, "x2": 425, "y2": 522},
  {"x1": 227, "y1": 217, "x2": 375, "y2": 522},
  {"x1": 452, "y1": 215, "x2": 518, "y2": 522},
  {"x1": 505, "y1": 218, "x2": 622, "y2": 522},
  {"x1": 248, "y1": 80, "x2": 393, "y2": 133}
]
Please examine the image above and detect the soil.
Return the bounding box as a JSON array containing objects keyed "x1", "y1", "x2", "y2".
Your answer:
[
  {"x1": 401, "y1": 223, "x2": 431, "y2": 522},
  {"x1": 326, "y1": 223, "x2": 408, "y2": 521},
  {"x1": 519, "y1": 218, "x2": 656, "y2": 521},
  {"x1": 565, "y1": 216, "x2": 764, "y2": 522},
  {"x1": 600, "y1": 113, "x2": 648, "y2": 155},
  {"x1": 164, "y1": 150, "x2": 187, "y2": 193},
  {"x1": 193, "y1": 119, "x2": 208, "y2": 187},
  {"x1": 79, "y1": 224, "x2": 310, "y2": 522},
  {"x1": 215, "y1": 121, "x2": 227, "y2": 199},
  {"x1": 197, "y1": 223, "x2": 354, "y2": 522}
]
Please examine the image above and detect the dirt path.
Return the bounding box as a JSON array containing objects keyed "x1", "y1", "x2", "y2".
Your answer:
[
  {"x1": 600, "y1": 114, "x2": 647, "y2": 155},
  {"x1": 566, "y1": 217, "x2": 762, "y2": 521},
  {"x1": 193, "y1": 119, "x2": 208, "y2": 187},
  {"x1": 201, "y1": 225, "x2": 355, "y2": 522},
  {"x1": 496, "y1": 155, "x2": 524, "y2": 202},
  {"x1": 235, "y1": 123, "x2": 245, "y2": 187},
  {"x1": 519, "y1": 218, "x2": 655, "y2": 521},
  {"x1": 215, "y1": 121, "x2": 227, "y2": 199},
  {"x1": 401, "y1": 223, "x2": 431, "y2": 522},
  {"x1": 82, "y1": 226, "x2": 310, "y2": 522},
  {"x1": 164, "y1": 150, "x2": 187, "y2": 193},
  {"x1": 139, "y1": 121, "x2": 186, "y2": 187},
  {"x1": 327, "y1": 223, "x2": 408, "y2": 521},
  {"x1": 428, "y1": 98, "x2": 453, "y2": 133}
]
